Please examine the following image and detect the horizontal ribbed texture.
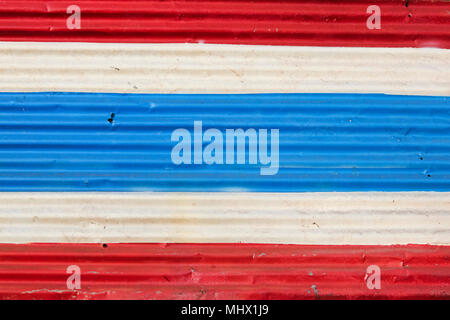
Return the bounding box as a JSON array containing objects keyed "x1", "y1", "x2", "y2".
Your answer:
[
  {"x1": 0, "y1": 192, "x2": 448, "y2": 244},
  {"x1": 0, "y1": 42, "x2": 448, "y2": 95},
  {"x1": 0, "y1": 0, "x2": 448, "y2": 48},
  {"x1": 0, "y1": 93, "x2": 448, "y2": 191},
  {"x1": 0, "y1": 243, "x2": 448, "y2": 300}
]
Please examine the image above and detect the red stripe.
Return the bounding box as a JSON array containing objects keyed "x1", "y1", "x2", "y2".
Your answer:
[
  {"x1": 0, "y1": 0, "x2": 447, "y2": 47},
  {"x1": 0, "y1": 243, "x2": 448, "y2": 300}
]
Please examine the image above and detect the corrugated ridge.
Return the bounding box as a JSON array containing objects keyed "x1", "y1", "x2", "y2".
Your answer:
[
  {"x1": 0, "y1": 0, "x2": 448, "y2": 48},
  {"x1": 0, "y1": 42, "x2": 448, "y2": 95},
  {"x1": 0, "y1": 93, "x2": 448, "y2": 192},
  {"x1": 0, "y1": 192, "x2": 448, "y2": 244},
  {"x1": 0, "y1": 243, "x2": 448, "y2": 300}
]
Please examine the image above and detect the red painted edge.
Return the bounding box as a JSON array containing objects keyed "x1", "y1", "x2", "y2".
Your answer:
[
  {"x1": 0, "y1": 243, "x2": 448, "y2": 300},
  {"x1": 0, "y1": 0, "x2": 447, "y2": 48}
]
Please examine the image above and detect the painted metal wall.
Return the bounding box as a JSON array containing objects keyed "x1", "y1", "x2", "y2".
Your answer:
[
  {"x1": 0, "y1": 192, "x2": 448, "y2": 244},
  {"x1": 0, "y1": 0, "x2": 448, "y2": 47},
  {"x1": 0, "y1": 0, "x2": 448, "y2": 300},
  {"x1": 0, "y1": 244, "x2": 448, "y2": 300},
  {"x1": 0, "y1": 42, "x2": 448, "y2": 95},
  {"x1": 0, "y1": 92, "x2": 448, "y2": 191}
]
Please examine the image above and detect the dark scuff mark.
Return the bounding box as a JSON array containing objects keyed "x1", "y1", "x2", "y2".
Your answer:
[
  {"x1": 107, "y1": 113, "x2": 115, "y2": 124},
  {"x1": 311, "y1": 285, "x2": 320, "y2": 300}
]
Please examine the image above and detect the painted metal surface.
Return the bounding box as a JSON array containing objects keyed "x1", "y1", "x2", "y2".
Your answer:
[
  {"x1": 0, "y1": 42, "x2": 448, "y2": 95},
  {"x1": 0, "y1": 243, "x2": 448, "y2": 300},
  {"x1": 0, "y1": 92, "x2": 448, "y2": 191},
  {"x1": 0, "y1": 0, "x2": 448, "y2": 48},
  {"x1": 0, "y1": 0, "x2": 448, "y2": 302},
  {"x1": 0, "y1": 192, "x2": 448, "y2": 244}
]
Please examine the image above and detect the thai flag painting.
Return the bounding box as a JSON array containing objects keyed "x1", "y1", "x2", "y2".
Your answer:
[{"x1": 0, "y1": 0, "x2": 448, "y2": 300}]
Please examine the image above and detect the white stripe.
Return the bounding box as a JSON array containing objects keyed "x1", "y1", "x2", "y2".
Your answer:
[
  {"x1": 0, "y1": 192, "x2": 448, "y2": 245},
  {"x1": 0, "y1": 42, "x2": 448, "y2": 96}
]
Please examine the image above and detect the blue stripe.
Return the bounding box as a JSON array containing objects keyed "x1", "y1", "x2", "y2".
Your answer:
[{"x1": 0, "y1": 92, "x2": 448, "y2": 191}]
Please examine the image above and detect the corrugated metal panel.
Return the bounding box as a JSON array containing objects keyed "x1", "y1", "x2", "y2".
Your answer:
[
  {"x1": 0, "y1": 0, "x2": 448, "y2": 48},
  {"x1": 0, "y1": 243, "x2": 448, "y2": 300},
  {"x1": 0, "y1": 92, "x2": 448, "y2": 191},
  {"x1": 0, "y1": 192, "x2": 448, "y2": 244},
  {"x1": 0, "y1": 42, "x2": 448, "y2": 95},
  {"x1": 0, "y1": 0, "x2": 448, "y2": 302}
]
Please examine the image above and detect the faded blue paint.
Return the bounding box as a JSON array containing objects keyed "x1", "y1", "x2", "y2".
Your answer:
[{"x1": 0, "y1": 92, "x2": 448, "y2": 191}]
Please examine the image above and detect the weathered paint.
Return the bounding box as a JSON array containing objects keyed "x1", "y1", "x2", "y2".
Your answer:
[
  {"x1": 0, "y1": 243, "x2": 448, "y2": 300},
  {"x1": 0, "y1": 42, "x2": 448, "y2": 95},
  {"x1": 0, "y1": 192, "x2": 448, "y2": 244},
  {"x1": 0, "y1": 0, "x2": 448, "y2": 48}
]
